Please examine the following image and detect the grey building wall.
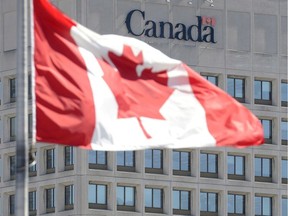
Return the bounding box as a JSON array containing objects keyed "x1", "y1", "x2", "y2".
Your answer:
[{"x1": 0, "y1": 0, "x2": 287, "y2": 215}]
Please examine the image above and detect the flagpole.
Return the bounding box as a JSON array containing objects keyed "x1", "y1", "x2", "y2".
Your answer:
[{"x1": 16, "y1": 0, "x2": 29, "y2": 215}]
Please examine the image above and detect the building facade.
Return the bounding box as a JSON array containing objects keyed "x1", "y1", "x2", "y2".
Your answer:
[{"x1": 0, "y1": 0, "x2": 287, "y2": 215}]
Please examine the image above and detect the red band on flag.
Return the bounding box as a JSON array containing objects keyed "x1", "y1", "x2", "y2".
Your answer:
[{"x1": 34, "y1": 0, "x2": 95, "y2": 148}]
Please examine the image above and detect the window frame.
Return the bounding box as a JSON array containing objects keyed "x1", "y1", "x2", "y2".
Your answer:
[
  {"x1": 29, "y1": 152, "x2": 37, "y2": 177},
  {"x1": 65, "y1": 185, "x2": 74, "y2": 210},
  {"x1": 254, "y1": 157, "x2": 272, "y2": 182},
  {"x1": 173, "y1": 151, "x2": 191, "y2": 176},
  {"x1": 28, "y1": 74, "x2": 32, "y2": 99},
  {"x1": 281, "y1": 119, "x2": 288, "y2": 145},
  {"x1": 281, "y1": 80, "x2": 288, "y2": 107},
  {"x1": 9, "y1": 155, "x2": 16, "y2": 180},
  {"x1": 9, "y1": 194, "x2": 15, "y2": 215},
  {"x1": 10, "y1": 116, "x2": 16, "y2": 142},
  {"x1": 46, "y1": 148, "x2": 55, "y2": 173},
  {"x1": 10, "y1": 78, "x2": 16, "y2": 103},
  {"x1": 117, "y1": 185, "x2": 136, "y2": 211},
  {"x1": 28, "y1": 113, "x2": 32, "y2": 138},
  {"x1": 117, "y1": 151, "x2": 135, "y2": 172},
  {"x1": 227, "y1": 155, "x2": 245, "y2": 180},
  {"x1": 255, "y1": 196, "x2": 272, "y2": 216},
  {"x1": 227, "y1": 77, "x2": 245, "y2": 103},
  {"x1": 200, "y1": 191, "x2": 218, "y2": 215},
  {"x1": 254, "y1": 80, "x2": 272, "y2": 105},
  {"x1": 46, "y1": 188, "x2": 55, "y2": 213},
  {"x1": 88, "y1": 183, "x2": 108, "y2": 209},
  {"x1": 145, "y1": 149, "x2": 163, "y2": 174},
  {"x1": 64, "y1": 146, "x2": 74, "y2": 171},
  {"x1": 145, "y1": 187, "x2": 163, "y2": 213},
  {"x1": 200, "y1": 152, "x2": 218, "y2": 178},
  {"x1": 29, "y1": 191, "x2": 37, "y2": 215},
  {"x1": 260, "y1": 119, "x2": 273, "y2": 144},
  {"x1": 282, "y1": 197, "x2": 288, "y2": 216},
  {"x1": 282, "y1": 158, "x2": 288, "y2": 184},
  {"x1": 227, "y1": 193, "x2": 245, "y2": 215},
  {"x1": 202, "y1": 74, "x2": 218, "y2": 86},
  {"x1": 88, "y1": 151, "x2": 107, "y2": 170},
  {"x1": 173, "y1": 189, "x2": 191, "y2": 215}
]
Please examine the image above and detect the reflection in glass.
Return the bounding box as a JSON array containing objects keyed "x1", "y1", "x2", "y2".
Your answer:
[
  {"x1": 281, "y1": 120, "x2": 288, "y2": 141},
  {"x1": 282, "y1": 159, "x2": 288, "y2": 179},
  {"x1": 281, "y1": 82, "x2": 288, "y2": 102}
]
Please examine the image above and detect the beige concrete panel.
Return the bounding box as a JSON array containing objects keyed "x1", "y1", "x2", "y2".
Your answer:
[
  {"x1": 86, "y1": 0, "x2": 114, "y2": 34},
  {"x1": 1, "y1": 0, "x2": 16, "y2": 13},
  {"x1": 227, "y1": 0, "x2": 252, "y2": 12},
  {"x1": 280, "y1": 16, "x2": 287, "y2": 56},
  {"x1": 280, "y1": 56, "x2": 287, "y2": 75},
  {"x1": 226, "y1": 51, "x2": 252, "y2": 71},
  {"x1": 3, "y1": 11, "x2": 16, "y2": 52},
  {"x1": 116, "y1": 0, "x2": 141, "y2": 36},
  {"x1": 171, "y1": 43, "x2": 198, "y2": 65},
  {"x1": 253, "y1": 0, "x2": 280, "y2": 15},
  {"x1": 254, "y1": 14, "x2": 278, "y2": 54},
  {"x1": 200, "y1": 0, "x2": 224, "y2": 10},
  {"x1": 227, "y1": 11, "x2": 251, "y2": 52},
  {"x1": 198, "y1": 47, "x2": 225, "y2": 68},
  {"x1": 58, "y1": 0, "x2": 77, "y2": 20},
  {"x1": 145, "y1": 40, "x2": 170, "y2": 57},
  {"x1": 280, "y1": 0, "x2": 288, "y2": 16},
  {"x1": 253, "y1": 54, "x2": 278, "y2": 73}
]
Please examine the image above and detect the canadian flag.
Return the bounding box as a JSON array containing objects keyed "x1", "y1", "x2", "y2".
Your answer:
[{"x1": 33, "y1": 0, "x2": 264, "y2": 150}]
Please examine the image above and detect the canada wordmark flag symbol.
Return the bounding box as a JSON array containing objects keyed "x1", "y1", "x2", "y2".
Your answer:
[{"x1": 33, "y1": 0, "x2": 264, "y2": 150}]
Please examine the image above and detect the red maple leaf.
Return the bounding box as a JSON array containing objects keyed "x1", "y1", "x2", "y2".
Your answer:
[{"x1": 98, "y1": 45, "x2": 174, "y2": 138}]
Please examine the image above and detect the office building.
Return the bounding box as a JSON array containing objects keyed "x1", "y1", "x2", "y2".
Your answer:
[{"x1": 0, "y1": 0, "x2": 287, "y2": 215}]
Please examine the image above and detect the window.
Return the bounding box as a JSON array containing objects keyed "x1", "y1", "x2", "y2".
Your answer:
[
  {"x1": 29, "y1": 191, "x2": 37, "y2": 215},
  {"x1": 255, "y1": 157, "x2": 272, "y2": 182},
  {"x1": 254, "y1": 80, "x2": 272, "y2": 105},
  {"x1": 173, "y1": 189, "x2": 191, "y2": 215},
  {"x1": 10, "y1": 155, "x2": 15, "y2": 180},
  {"x1": 10, "y1": 78, "x2": 16, "y2": 103},
  {"x1": 145, "y1": 149, "x2": 163, "y2": 174},
  {"x1": 227, "y1": 77, "x2": 245, "y2": 102},
  {"x1": 281, "y1": 119, "x2": 288, "y2": 145},
  {"x1": 88, "y1": 150, "x2": 107, "y2": 170},
  {"x1": 117, "y1": 186, "x2": 135, "y2": 211},
  {"x1": 28, "y1": 74, "x2": 32, "y2": 99},
  {"x1": 228, "y1": 193, "x2": 245, "y2": 215},
  {"x1": 46, "y1": 149, "x2": 55, "y2": 173},
  {"x1": 255, "y1": 196, "x2": 272, "y2": 216},
  {"x1": 88, "y1": 183, "x2": 107, "y2": 209},
  {"x1": 260, "y1": 119, "x2": 272, "y2": 144},
  {"x1": 200, "y1": 153, "x2": 218, "y2": 178},
  {"x1": 65, "y1": 185, "x2": 74, "y2": 210},
  {"x1": 64, "y1": 146, "x2": 74, "y2": 170},
  {"x1": 200, "y1": 192, "x2": 218, "y2": 214},
  {"x1": 173, "y1": 151, "x2": 190, "y2": 176},
  {"x1": 282, "y1": 197, "x2": 288, "y2": 216},
  {"x1": 10, "y1": 117, "x2": 16, "y2": 141},
  {"x1": 228, "y1": 155, "x2": 245, "y2": 180},
  {"x1": 281, "y1": 81, "x2": 287, "y2": 107},
  {"x1": 28, "y1": 114, "x2": 32, "y2": 138},
  {"x1": 9, "y1": 194, "x2": 15, "y2": 215},
  {"x1": 46, "y1": 188, "x2": 55, "y2": 213},
  {"x1": 145, "y1": 188, "x2": 163, "y2": 213},
  {"x1": 282, "y1": 158, "x2": 288, "y2": 184},
  {"x1": 29, "y1": 152, "x2": 37, "y2": 177},
  {"x1": 117, "y1": 151, "x2": 135, "y2": 172},
  {"x1": 202, "y1": 75, "x2": 218, "y2": 86}
]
